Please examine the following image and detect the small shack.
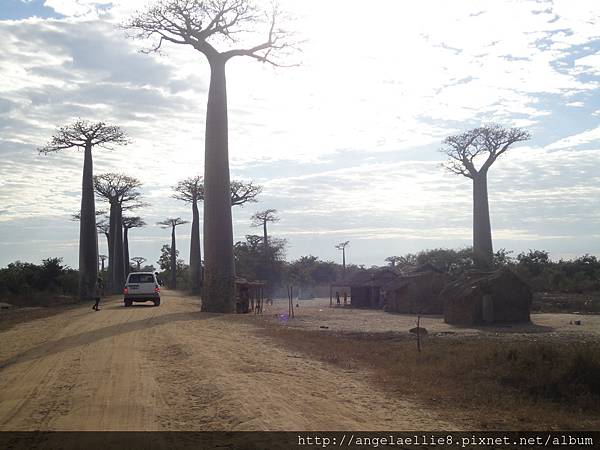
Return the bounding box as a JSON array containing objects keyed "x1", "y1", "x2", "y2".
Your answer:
[
  {"x1": 339, "y1": 267, "x2": 400, "y2": 309},
  {"x1": 383, "y1": 264, "x2": 450, "y2": 314},
  {"x1": 441, "y1": 269, "x2": 532, "y2": 325},
  {"x1": 235, "y1": 278, "x2": 266, "y2": 314}
]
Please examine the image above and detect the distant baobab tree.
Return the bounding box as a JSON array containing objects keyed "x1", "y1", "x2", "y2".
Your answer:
[
  {"x1": 99, "y1": 254, "x2": 107, "y2": 272},
  {"x1": 173, "y1": 176, "x2": 204, "y2": 295},
  {"x1": 122, "y1": 216, "x2": 146, "y2": 277},
  {"x1": 251, "y1": 209, "x2": 279, "y2": 255},
  {"x1": 125, "y1": 0, "x2": 297, "y2": 313},
  {"x1": 174, "y1": 176, "x2": 262, "y2": 294},
  {"x1": 96, "y1": 217, "x2": 110, "y2": 258},
  {"x1": 230, "y1": 181, "x2": 262, "y2": 207},
  {"x1": 40, "y1": 119, "x2": 128, "y2": 300},
  {"x1": 157, "y1": 217, "x2": 188, "y2": 289},
  {"x1": 131, "y1": 256, "x2": 147, "y2": 271},
  {"x1": 385, "y1": 256, "x2": 401, "y2": 267},
  {"x1": 72, "y1": 210, "x2": 109, "y2": 258},
  {"x1": 336, "y1": 241, "x2": 350, "y2": 272},
  {"x1": 442, "y1": 124, "x2": 530, "y2": 268},
  {"x1": 95, "y1": 173, "x2": 145, "y2": 293}
]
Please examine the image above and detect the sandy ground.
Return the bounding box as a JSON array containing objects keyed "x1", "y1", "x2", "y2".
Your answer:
[
  {"x1": 0, "y1": 290, "x2": 458, "y2": 431},
  {"x1": 265, "y1": 298, "x2": 600, "y2": 342}
]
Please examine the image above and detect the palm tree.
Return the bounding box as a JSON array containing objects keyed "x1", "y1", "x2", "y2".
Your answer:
[{"x1": 40, "y1": 119, "x2": 128, "y2": 299}]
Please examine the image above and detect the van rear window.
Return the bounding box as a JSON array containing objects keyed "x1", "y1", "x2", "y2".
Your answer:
[{"x1": 128, "y1": 274, "x2": 155, "y2": 284}]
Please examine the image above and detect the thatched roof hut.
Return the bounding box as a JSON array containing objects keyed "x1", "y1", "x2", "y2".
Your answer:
[
  {"x1": 343, "y1": 267, "x2": 400, "y2": 309},
  {"x1": 383, "y1": 265, "x2": 450, "y2": 314},
  {"x1": 441, "y1": 269, "x2": 531, "y2": 325}
]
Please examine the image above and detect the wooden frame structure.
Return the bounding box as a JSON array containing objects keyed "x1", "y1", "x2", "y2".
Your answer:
[{"x1": 235, "y1": 278, "x2": 266, "y2": 314}]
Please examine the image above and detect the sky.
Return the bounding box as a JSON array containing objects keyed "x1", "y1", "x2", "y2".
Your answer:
[{"x1": 0, "y1": 0, "x2": 599, "y2": 269}]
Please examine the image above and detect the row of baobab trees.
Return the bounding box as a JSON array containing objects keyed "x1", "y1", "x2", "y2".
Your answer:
[
  {"x1": 54, "y1": 135, "x2": 281, "y2": 298},
  {"x1": 38, "y1": 0, "x2": 530, "y2": 313}
]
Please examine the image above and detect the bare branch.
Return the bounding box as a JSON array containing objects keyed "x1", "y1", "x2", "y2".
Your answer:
[
  {"x1": 441, "y1": 124, "x2": 530, "y2": 177},
  {"x1": 94, "y1": 173, "x2": 144, "y2": 207},
  {"x1": 230, "y1": 180, "x2": 262, "y2": 206},
  {"x1": 335, "y1": 241, "x2": 350, "y2": 251},
  {"x1": 123, "y1": 0, "x2": 299, "y2": 65},
  {"x1": 39, "y1": 119, "x2": 129, "y2": 154},
  {"x1": 122, "y1": 216, "x2": 146, "y2": 229},
  {"x1": 173, "y1": 175, "x2": 204, "y2": 204},
  {"x1": 157, "y1": 217, "x2": 189, "y2": 228},
  {"x1": 250, "y1": 208, "x2": 279, "y2": 226}
]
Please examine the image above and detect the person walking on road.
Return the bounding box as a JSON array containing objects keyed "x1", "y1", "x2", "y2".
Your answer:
[{"x1": 92, "y1": 276, "x2": 103, "y2": 311}]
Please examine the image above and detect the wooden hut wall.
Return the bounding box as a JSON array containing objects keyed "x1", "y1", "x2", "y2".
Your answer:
[
  {"x1": 443, "y1": 270, "x2": 531, "y2": 325},
  {"x1": 385, "y1": 272, "x2": 448, "y2": 314},
  {"x1": 350, "y1": 286, "x2": 371, "y2": 308}
]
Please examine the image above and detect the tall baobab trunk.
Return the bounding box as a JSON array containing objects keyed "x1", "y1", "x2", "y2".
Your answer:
[
  {"x1": 170, "y1": 224, "x2": 177, "y2": 289},
  {"x1": 473, "y1": 172, "x2": 493, "y2": 269},
  {"x1": 112, "y1": 204, "x2": 125, "y2": 293},
  {"x1": 107, "y1": 203, "x2": 116, "y2": 292},
  {"x1": 202, "y1": 58, "x2": 235, "y2": 313},
  {"x1": 79, "y1": 142, "x2": 98, "y2": 300},
  {"x1": 190, "y1": 200, "x2": 202, "y2": 294},
  {"x1": 124, "y1": 226, "x2": 130, "y2": 278},
  {"x1": 342, "y1": 248, "x2": 346, "y2": 272},
  {"x1": 262, "y1": 219, "x2": 268, "y2": 256},
  {"x1": 103, "y1": 232, "x2": 111, "y2": 260}
]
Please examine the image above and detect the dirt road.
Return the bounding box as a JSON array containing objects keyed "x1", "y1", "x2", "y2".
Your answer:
[{"x1": 0, "y1": 290, "x2": 456, "y2": 431}]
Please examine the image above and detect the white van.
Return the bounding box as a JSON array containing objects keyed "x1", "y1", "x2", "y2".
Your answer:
[{"x1": 123, "y1": 272, "x2": 161, "y2": 307}]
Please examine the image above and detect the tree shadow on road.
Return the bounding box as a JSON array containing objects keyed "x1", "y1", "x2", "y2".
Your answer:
[{"x1": 0, "y1": 310, "x2": 222, "y2": 370}]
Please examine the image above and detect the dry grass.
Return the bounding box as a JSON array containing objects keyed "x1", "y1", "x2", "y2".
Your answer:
[{"x1": 255, "y1": 322, "x2": 600, "y2": 430}]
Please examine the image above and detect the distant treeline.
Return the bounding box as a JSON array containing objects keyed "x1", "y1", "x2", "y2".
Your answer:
[
  {"x1": 231, "y1": 239, "x2": 600, "y2": 295},
  {"x1": 2, "y1": 247, "x2": 599, "y2": 305},
  {"x1": 0, "y1": 258, "x2": 78, "y2": 304}
]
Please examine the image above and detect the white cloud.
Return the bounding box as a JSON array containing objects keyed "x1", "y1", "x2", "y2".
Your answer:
[{"x1": 546, "y1": 126, "x2": 600, "y2": 150}]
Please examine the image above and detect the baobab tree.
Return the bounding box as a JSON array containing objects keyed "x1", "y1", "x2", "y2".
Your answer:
[
  {"x1": 335, "y1": 241, "x2": 350, "y2": 272},
  {"x1": 131, "y1": 256, "x2": 147, "y2": 271},
  {"x1": 72, "y1": 211, "x2": 109, "y2": 260},
  {"x1": 442, "y1": 124, "x2": 530, "y2": 268},
  {"x1": 385, "y1": 256, "x2": 401, "y2": 267},
  {"x1": 125, "y1": 0, "x2": 296, "y2": 312},
  {"x1": 174, "y1": 176, "x2": 262, "y2": 294},
  {"x1": 40, "y1": 119, "x2": 128, "y2": 300},
  {"x1": 173, "y1": 176, "x2": 204, "y2": 294},
  {"x1": 122, "y1": 216, "x2": 146, "y2": 277},
  {"x1": 157, "y1": 218, "x2": 188, "y2": 289},
  {"x1": 99, "y1": 254, "x2": 107, "y2": 272},
  {"x1": 95, "y1": 173, "x2": 145, "y2": 293},
  {"x1": 96, "y1": 218, "x2": 111, "y2": 257},
  {"x1": 251, "y1": 209, "x2": 279, "y2": 255},
  {"x1": 230, "y1": 181, "x2": 262, "y2": 207}
]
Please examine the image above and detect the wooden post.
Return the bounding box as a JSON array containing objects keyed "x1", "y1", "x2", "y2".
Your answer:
[{"x1": 416, "y1": 314, "x2": 422, "y2": 353}]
